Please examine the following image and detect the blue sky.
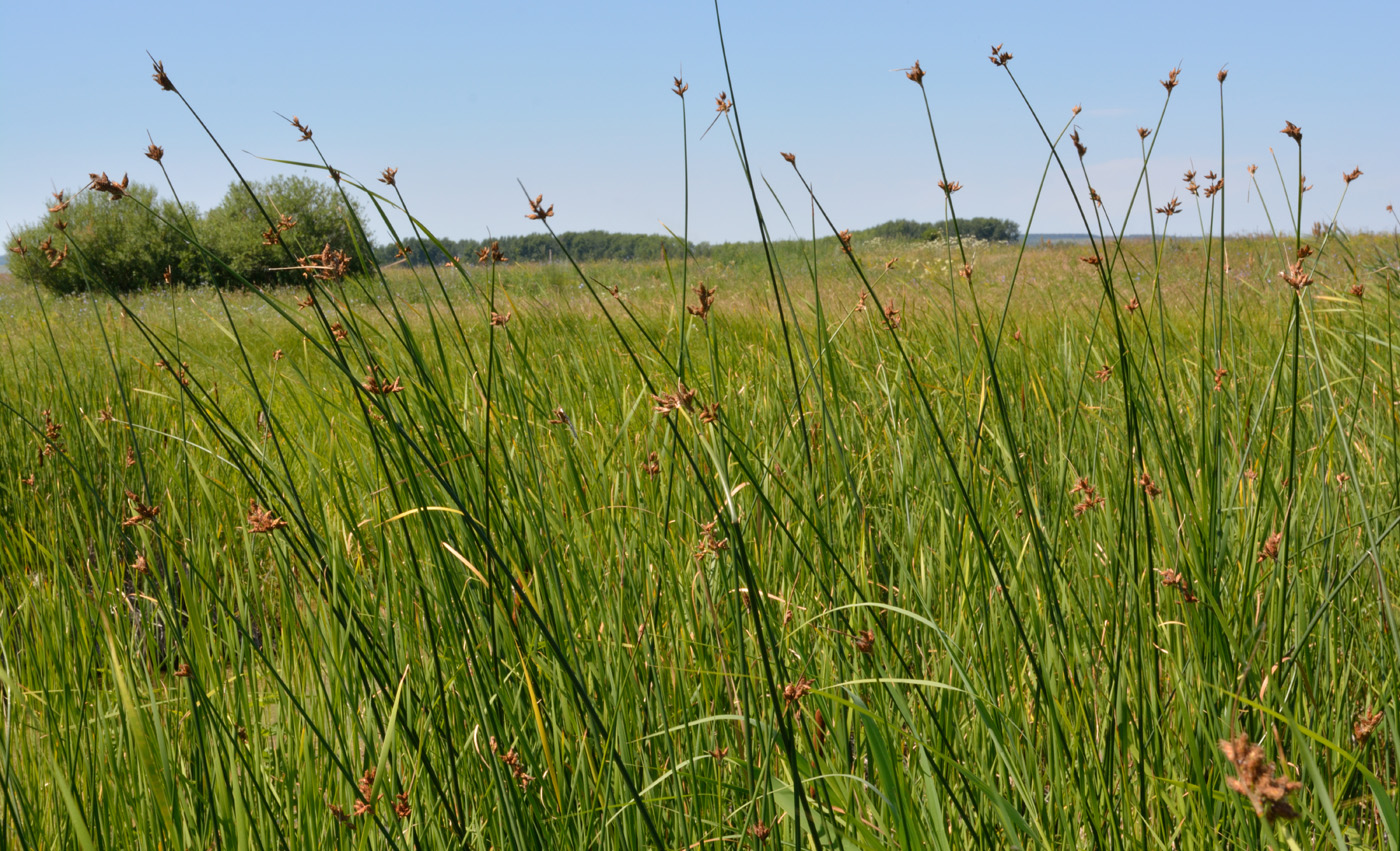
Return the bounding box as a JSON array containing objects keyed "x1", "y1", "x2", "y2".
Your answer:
[{"x1": 3, "y1": 0, "x2": 1396, "y2": 245}]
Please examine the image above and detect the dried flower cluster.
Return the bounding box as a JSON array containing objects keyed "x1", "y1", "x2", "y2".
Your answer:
[
  {"x1": 526, "y1": 194, "x2": 554, "y2": 220},
  {"x1": 672, "y1": 76, "x2": 688, "y2": 98},
  {"x1": 1280, "y1": 121, "x2": 1303, "y2": 144},
  {"x1": 783, "y1": 676, "x2": 815, "y2": 719},
  {"x1": 1219, "y1": 733, "x2": 1301, "y2": 822},
  {"x1": 1279, "y1": 261, "x2": 1313, "y2": 291},
  {"x1": 640, "y1": 451, "x2": 660, "y2": 478},
  {"x1": 1139, "y1": 472, "x2": 1161, "y2": 498},
  {"x1": 852, "y1": 629, "x2": 875, "y2": 654},
  {"x1": 883, "y1": 299, "x2": 901, "y2": 330},
  {"x1": 490, "y1": 737, "x2": 535, "y2": 790},
  {"x1": 1071, "y1": 477, "x2": 1105, "y2": 516},
  {"x1": 378, "y1": 167, "x2": 397, "y2": 186},
  {"x1": 477, "y1": 240, "x2": 508, "y2": 264},
  {"x1": 247, "y1": 500, "x2": 288, "y2": 534},
  {"x1": 688, "y1": 283, "x2": 717, "y2": 320},
  {"x1": 362, "y1": 368, "x2": 404, "y2": 395},
  {"x1": 989, "y1": 43, "x2": 1013, "y2": 67},
  {"x1": 88, "y1": 172, "x2": 129, "y2": 201},
  {"x1": 715, "y1": 91, "x2": 732, "y2": 114},
  {"x1": 1353, "y1": 709, "x2": 1384, "y2": 746},
  {"x1": 1159, "y1": 569, "x2": 1198, "y2": 603},
  {"x1": 906, "y1": 60, "x2": 925, "y2": 85},
  {"x1": 1161, "y1": 67, "x2": 1181, "y2": 93},
  {"x1": 123, "y1": 490, "x2": 161, "y2": 527},
  {"x1": 695, "y1": 519, "x2": 729, "y2": 561},
  {"x1": 298, "y1": 244, "x2": 350, "y2": 281},
  {"x1": 150, "y1": 58, "x2": 176, "y2": 92},
  {"x1": 1258, "y1": 531, "x2": 1282, "y2": 562},
  {"x1": 652, "y1": 381, "x2": 697, "y2": 416}
]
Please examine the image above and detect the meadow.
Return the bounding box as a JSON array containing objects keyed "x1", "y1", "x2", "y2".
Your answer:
[{"x1": 1, "y1": 39, "x2": 1398, "y2": 851}]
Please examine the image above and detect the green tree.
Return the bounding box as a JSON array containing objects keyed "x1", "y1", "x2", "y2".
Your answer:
[
  {"x1": 202, "y1": 175, "x2": 365, "y2": 287},
  {"x1": 8, "y1": 182, "x2": 200, "y2": 295}
]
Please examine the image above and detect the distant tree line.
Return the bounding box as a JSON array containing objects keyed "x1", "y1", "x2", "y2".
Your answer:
[
  {"x1": 376, "y1": 230, "x2": 715, "y2": 267},
  {"x1": 860, "y1": 216, "x2": 1021, "y2": 243}
]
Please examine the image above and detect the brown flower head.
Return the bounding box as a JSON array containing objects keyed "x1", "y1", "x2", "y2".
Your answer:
[
  {"x1": 1350, "y1": 283, "x2": 1365, "y2": 300},
  {"x1": 883, "y1": 299, "x2": 901, "y2": 330},
  {"x1": 526, "y1": 194, "x2": 554, "y2": 220},
  {"x1": 247, "y1": 499, "x2": 288, "y2": 534},
  {"x1": 7, "y1": 237, "x2": 25, "y2": 257},
  {"x1": 748, "y1": 821, "x2": 771, "y2": 842},
  {"x1": 145, "y1": 144, "x2": 164, "y2": 164},
  {"x1": 1280, "y1": 121, "x2": 1302, "y2": 144},
  {"x1": 1218, "y1": 67, "x2": 1229, "y2": 83},
  {"x1": 640, "y1": 451, "x2": 661, "y2": 478},
  {"x1": 780, "y1": 151, "x2": 796, "y2": 165},
  {"x1": 688, "y1": 282, "x2": 717, "y2": 320},
  {"x1": 1258, "y1": 531, "x2": 1282, "y2": 562},
  {"x1": 672, "y1": 76, "x2": 688, "y2": 97},
  {"x1": 782, "y1": 676, "x2": 814, "y2": 713},
  {"x1": 715, "y1": 91, "x2": 732, "y2": 113},
  {"x1": 1137, "y1": 127, "x2": 1151, "y2": 139},
  {"x1": 49, "y1": 191, "x2": 70, "y2": 213},
  {"x1": 652, "y1": 381, "x2": 698, "y2": 416},
  {"x1": 699, "y1": 402, "x2": 720, "y2": 424},
  {"x1": 1159, "y1": 569, "x2": 1199, "y2": 603},
  {"x1": 1279, "y1": 261, "x2": 1312, "y2": 291},
  {"x1": 938, "y1": 179, "x2": 963, "y2": 194},
  {"x1": 1353, "y1": 709, "x2": 1384, "y2": 746},
  {"x1": 837, "y1": 229, "x2": 853, "y2": 254},
  {"x1": 1343, "y1": 167, "x2": 1363, "y2": 184},
  {"x1": 489, "y1": 311, "x2": 512, "y2": 327},
  {"x1": 1161, "y1": 67, "x2": 1180, "y2": 93},
  {"x1": 378, "y1": 167, "x2": 397, "y2": 186},
  {"x1": 906, "y1": 60, "x2": 925, "y2": 85},
  {"x1": 1070, "y1": 130, "x2": 1087, "y2": 160},
  {"x1": 1126, "y1": 296, "x2": 1140, "y2": 312},
  {"x1": 1080, "y1": 254, "x2": 1101, "y2": 266},
  {"x1": 290, "y1": 116, "x2": 313, "y2": 142},
  {"x1": 88, "y1": 172, "x2": 129, "y2": 201},
  {"x1": 852, "y1": 629, "x2": 875, "y2": 654},
  {"x1": 1219, "y1": 733, "x2": 1302, "y2": 822},
  {"x1": 150, "y1": 58, "x2": 176, "y2": 92},
  {"x1": 123, "y1": 490, "x2": 160, "y2": 527},
  {"x1": 393, "y1": 791, "x2": 411, "y2": 820},
  {"x1": 989, "y1": 43, "x2": 1012, "y2": 66},
  {"x1": 1139, "y1": 471, "x2": 1161, "y2": 498}
]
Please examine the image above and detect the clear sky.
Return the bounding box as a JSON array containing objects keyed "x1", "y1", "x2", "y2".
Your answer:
[{"x1": 3, "y1": 0, "x2": 1396, "y2": 246}]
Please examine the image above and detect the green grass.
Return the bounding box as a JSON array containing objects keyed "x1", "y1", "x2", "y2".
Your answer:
[{"x1": 2, "y1": 25, "x2": 1399, "y2": 851}]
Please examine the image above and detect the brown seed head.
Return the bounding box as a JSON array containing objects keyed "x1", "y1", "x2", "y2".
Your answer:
[
  {"x1": 378, "y1": 167, "x2": 397, "y2": 186},
  {"x1": 1126, "y1": 296, "x2": 1140, "y2": 312},
  {"x1": 88, "y1": 172, "x2": 129, "y2": 201},
  {"x1": 145, "y1": 143, "x2": 164, "y2": 164},
  {"x1": 1137, "y1": 127, "x2": 1150, "y2": 139},
  {"x1": 906, "y1": 60, "x2": 926, "y2": 85},
  {"x1": 1280, "y1": 121, "x2": 1302, "y2": 144},
  {"x1": 853, "y1": 629, "x2": 875, "y2": 654},
  {"x1": 1070, "y1": 130, "x2": 1087, "y2": 159},
  {"x1": 938, "y1": 179, "x2": 963, "y2": 194},
  {"x1": 290, "y1": 116, "x2": 313, "y2": 142},
  {"x1": 748, "y1": 821, "x2": 771, "y2": 842},
  {"x1": 1258, "y1": 531, "x2": 1282, "y2": 562},
  {"x1": 672, "y1": 76, "x2": 688, "y2": 97},
  {"x1": 1217, "y1": 67, "x2": 1228, "y2": 83},
  {"x1": 150, "y1": 58, "x2": 176, "y2": 92},
  {"x1": 1219, "y1": 733, "x2": 1302, "y2": 822},
  {"x1": 1353, "y1": 709, "x2": 1384, "y2": 746},
  {"x1": 1156, "y1": 197, "x2": 1181, "y2": 217},
  {"x1": 1248, "y1": 164, "x2": 1258, "y2": 175},
  {"x1": 1072, "y1": 103, "x2": 1082, "y2": 116},
  {"x1": 780, "y1": 151, "x2": 796, "y2": 165},
  {"x1": 526, "y1": 194, "x2": 554, "y2": 220},
  {"x1": 989, "y1": 43, "x2": 1013, "y2": 66},
  {"x1": 1080, "y1": 254, "x2": 1101, "y2": 266},
  {"x1": 1279, "y1": 261, "x2": 1313, "y2": 291},
  {"x1": 837, "y1": 229, "x2": 853, "y2": 254},
  {"x1": 1161, "y1": 67, "x2": 1180, "y2": 93},
  {"x1": 247, "y1": 499, "x2": 289, "y2": 534},
  {"x1": 49, "y1": 191, "x2": 70, "y2": 213},
  {"x1": 883, "y1": 299, "x2": 901, "y2": 331},
  {"x1": 489, "y1": 311, "x2": 512, "y2": 327},
  {"x1": 1343, "y1": 167, "x2": 1363, "y2": 184},
  {"x1": 715, "y1": 92, "x2": 732, "y2": 114}
]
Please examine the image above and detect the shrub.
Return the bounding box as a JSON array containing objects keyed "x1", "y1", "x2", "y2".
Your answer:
[
  {"x1": 8, "y1": 182, "x2": 200, "y2": 295},
  {"x1": 202, "y1": 174, "x2": 366, "y2": 287}
]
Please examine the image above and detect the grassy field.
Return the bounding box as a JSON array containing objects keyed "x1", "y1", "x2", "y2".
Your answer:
[{"x1": 3, "y1": 41, "x2": 1400, "y2": 851}]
